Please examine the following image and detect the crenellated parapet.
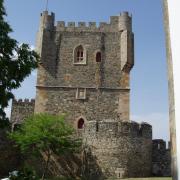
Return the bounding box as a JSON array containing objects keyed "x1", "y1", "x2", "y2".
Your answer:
[
  {"x1": 56, "y1": 12, "x2": 131, "y2": 32},
  {"x1": 56, "y1": 20, "x2": 111, "y2": 32},
  {"x1": 13, "y1": 98, "x2": 35, "y2": 105},
  {"x1": 84, "y1": 120, "x2": 152, "y2": 139},
  {"x1": 152, "y1": 139, "x2": 170, "y2": 151},
  {"x1": 38, "y1": 11, "x2": 132, "y2": 33}
]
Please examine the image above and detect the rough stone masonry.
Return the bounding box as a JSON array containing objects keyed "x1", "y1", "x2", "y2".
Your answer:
[{"x1": 10, "y1": 11, "x2": 171, "y2": 179}]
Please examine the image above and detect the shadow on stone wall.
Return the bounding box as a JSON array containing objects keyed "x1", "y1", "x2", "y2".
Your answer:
[
  {"x1": 43, "y1": 147, "x2": 105, "y2": 180},
  {"x1": 25, "y1": 146, "x2": 105, "y2": 180},
  {"x1": 0, "y1": 129, "x2": 22, "y2": 179},
  {"x1": 81, "y1": 146, "x2": 106, "y2": 180},
  {"x1": 152, "y1": 139, "x2": 171, "y2": 177}
]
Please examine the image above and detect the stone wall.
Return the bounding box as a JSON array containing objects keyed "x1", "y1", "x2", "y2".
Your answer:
[
  {"x1": 0, "y1": 129, "x2": 21, "y2": 178},
  {"x1": 10, "y1": 99, "x2": 35, "y2": 129},
  {"x1": 152, "y1": 139, "x2": 171, "y2": 177},
  {"x1": 83, "y1": 121, "x2": 152, "y2": 179},
  {"x1": 35, "y1": 87, "x2": 130, "y2": 126},
  {"x1": 9, "y1": 99, "x2": 172, "y2": 178}
]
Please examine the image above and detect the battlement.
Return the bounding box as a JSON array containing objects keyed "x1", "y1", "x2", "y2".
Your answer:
[
  {"x1": 84, "y1": 120, "x2": 152, "y2": 139},
  {"x1": 13, "y1": 98, "x2": 35, "y2": 105},
  {"x1": 56, "y1": 21, "x2": 112, "y2": 32},
  {"x1": 153, "y1": 139, "x2": 170, "y2": 150},
  {"x1": 37, "y1": 11, "x2": 132, "y2": 32},
  {"x1": 56, "y1": 21, "x2": 110, "y2": 29}
]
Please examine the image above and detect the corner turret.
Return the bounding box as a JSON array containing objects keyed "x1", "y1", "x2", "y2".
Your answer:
[
  {"x1": 119, "y1": 12, "x2": 134, "y2": 74},
  {"x1": 119, "y1": 12, "x2": 132, "y2": 32},
  {"x1": 36, "y1": 11, "x2": 55, "y2": 55},
  {"x1": 35, "y1": 11, "x2": 57, "y2": 90},
  {"x1": 39, "y1": 11, "x2": 55, "y2": 30}
]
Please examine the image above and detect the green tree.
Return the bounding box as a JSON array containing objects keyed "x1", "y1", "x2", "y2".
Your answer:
[
  {"x1": 0, "y1": 0, "x2": 39, "y2": 123},
  {"x1": 10, "y1": 114, "x2": 81, "y2": 180}
]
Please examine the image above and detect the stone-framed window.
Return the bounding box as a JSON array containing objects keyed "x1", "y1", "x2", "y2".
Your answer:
[
  {"x1": 96, "y1": 51, "x2": 102, "y2": 62},
  {"x1": 115, "y1": 168, "x2": 125, "y2": 179},
  {"x1": 73, "y1": 45, "x2": 87, "y2": 65},
  {"x1": 76, "y1": 88, "x2": 86, "y2": 99},
  {"x1": 77, "y1": 118, "x2": 85, "y2": 129}
]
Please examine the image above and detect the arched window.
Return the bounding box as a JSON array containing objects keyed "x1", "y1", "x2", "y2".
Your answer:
[
  {"x1": 77, "y1": 118, "x2": 84, "y2": 129},
  {"x1": 74, "y1": 45, "x2": 84, "y2": 63},
  {"x1": 96, "y1": 52, "x2": 102, "y2": 62},
  {"x1": 73, "y1": 45, "x2": 87, "y2": 65}
]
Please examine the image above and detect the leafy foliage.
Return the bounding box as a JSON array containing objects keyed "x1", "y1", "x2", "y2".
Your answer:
[
  {"x1": 10, "y1": 114, "x2": 81, "y2": 153},
  {"x1": 0, "y1": 0, "x2": 39, "y2": 121},
  {"x1": 9, "y1": 113, "x2": 81, "y2": 179}
]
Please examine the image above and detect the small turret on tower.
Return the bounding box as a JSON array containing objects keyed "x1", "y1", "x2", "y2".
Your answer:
[
  {"x1": 119, "y1": 11, "x2": 132, "y2": 32},
  {"x1": 39, "y1": 11, "x2": 55, "y2": 30},
  {"x1": 36, "y1": 11, "x2": 55, "y2": 55},
  {"x1": 119, "y1": 12, "x2": 134, "y2": 74}
]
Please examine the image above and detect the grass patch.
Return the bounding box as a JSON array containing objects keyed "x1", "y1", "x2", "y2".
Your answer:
[
  {"x1": 125, "y1": 178, "x2": 172, "y2": 180},
  {"x1": 47, "y1": 177, "x2": 172, "y2": 180}
]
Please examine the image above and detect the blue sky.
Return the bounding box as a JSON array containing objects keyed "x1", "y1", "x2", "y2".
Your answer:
[{"x1": 4, "y1": 0, "x2": 169, "y2": 141}]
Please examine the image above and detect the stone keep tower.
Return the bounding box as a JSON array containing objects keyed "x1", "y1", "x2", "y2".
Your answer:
[
  {"x1": 35, "y1": 11, "x2": 152, "y2": 179},
  {"x1": 35, "y1": 11, "x2": 134, "y2": 122}
]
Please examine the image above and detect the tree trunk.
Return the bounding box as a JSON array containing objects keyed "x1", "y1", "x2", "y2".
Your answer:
[{"x1": 41, "y1": 151, "x2": 51, "y2": 180}]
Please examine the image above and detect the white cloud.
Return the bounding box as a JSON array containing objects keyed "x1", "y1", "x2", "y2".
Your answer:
[{"x1": 131, "y1": 112, "x2": 170, "y2": 142}]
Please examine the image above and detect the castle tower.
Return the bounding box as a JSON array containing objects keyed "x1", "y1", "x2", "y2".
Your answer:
[
  {"x1": 10, "y1": 9, "x2": 175, "y2": 179},
  {"x1": 34, "y1": 11, "x2": 152, "y2": 179},
  {"x1": 7, "y1": 11, "x2": 155, "y2": 179},
  {"x1": 35, "y1": 11, "x2": 134, "y2": 123}
]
